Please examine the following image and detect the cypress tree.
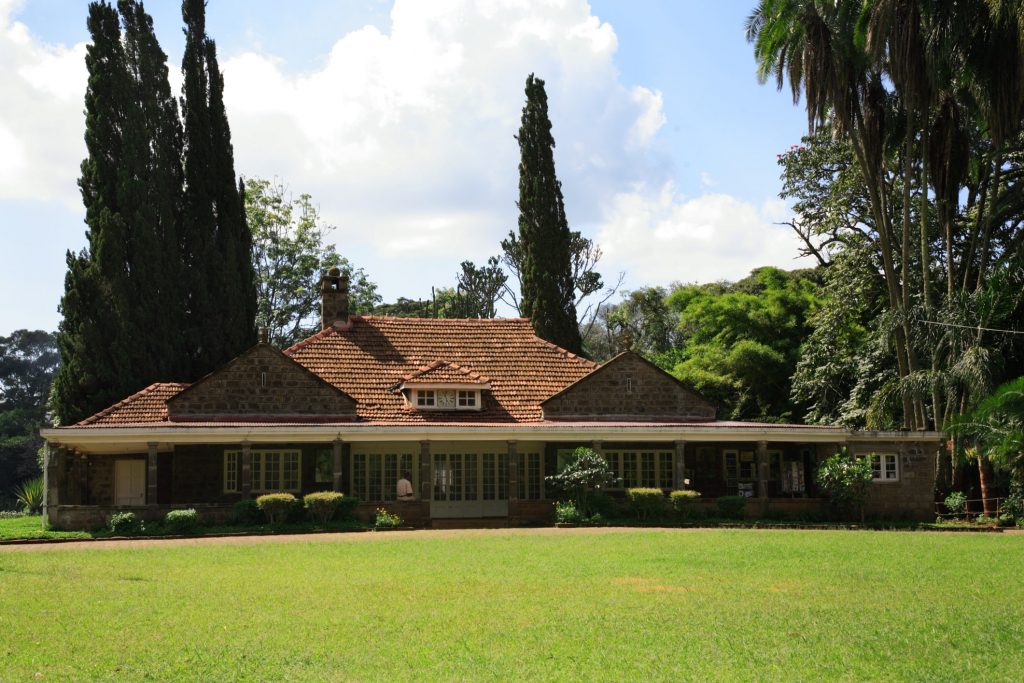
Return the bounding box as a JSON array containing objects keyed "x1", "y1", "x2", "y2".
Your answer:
[
  {"x1": 514, "y1": 74, "x2": 583, "y2": 354},
  {"x1": 180, "y1": 0, "x2": 256, "y2": 376},
  {"x1": 53, "y1": 2, "x2": 136, "y2": 425}
]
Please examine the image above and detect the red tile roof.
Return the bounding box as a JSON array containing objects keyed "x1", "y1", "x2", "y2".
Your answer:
[
  {"x1": 71, "y1": 317, "x2": 596, "y2": 426},
  {"x1": 76, "y1": 383, "x2": 189, "y2": 426},
  {"x1": 399, "y1": 359, "x2": 491, "y2": 386},
  {"x1": 285, "y1": 317, "x2": 596, "y2": 423}
]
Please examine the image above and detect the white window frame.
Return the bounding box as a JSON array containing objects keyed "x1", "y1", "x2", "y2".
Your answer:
[
  {"x1": 870, "y1": 453, "x2": 900, "y2": 483},
  {"x1": 350, "y1": 445, "x2": 418, "y2": 502},
  {"x1": 602, "y1": 449, "x2": 675, "y2": 490},
  {"x1": 224, "y1": 449, "x2": 302, "y2": 493},
  {"x1": 412, "y1": 388, "x2": 481, "y2": 411},
  {"x1": 224, "y1": 450, "x2": 239, "y2": 493}
]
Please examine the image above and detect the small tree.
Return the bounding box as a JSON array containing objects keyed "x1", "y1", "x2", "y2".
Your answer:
[
  {"x1": 816, "y1": 449, "x2": 873, "y2": 523},
  {"x1": 545, "y1": 447, "x2": 618, "y2": 517}
]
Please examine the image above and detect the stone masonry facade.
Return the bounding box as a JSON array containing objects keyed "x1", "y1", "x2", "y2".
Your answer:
[
  {"x1": 167, "y1": 344, "x2": 357, "y2": 419},
  {"x1": 542, "y1": 352, "x2": 716, "y2": 421}
]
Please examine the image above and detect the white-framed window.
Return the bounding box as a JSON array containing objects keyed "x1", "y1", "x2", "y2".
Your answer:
[
  {"x1": 516, "y1": 451, "x2": 543, "y2": 500},
  {"x1": 224, "y1": 449, "x2": 302, "y2": 493},
  {"x1": 413, "y1": 388, "x2": 481, "y2": 411},
  {"x1": 351, "y1": 448, "x2": 417, "y2": 502},
  {"x1": 870, "y1": 453, "x2": 899, "y2": 482},
  {"x1": 224, "y1": 450, "x2": 239, "y2": 493},
  {"x1": 603, "y1": 450, "x2": 675, "y2": 490}
]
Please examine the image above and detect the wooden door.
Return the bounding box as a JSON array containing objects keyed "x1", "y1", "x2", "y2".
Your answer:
[{"x1": 114, "y1": 459, "x2": 146, "y2": 506}]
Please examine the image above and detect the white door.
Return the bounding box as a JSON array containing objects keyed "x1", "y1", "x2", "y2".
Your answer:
[
  {"x1": 430, "y1": 450, "x2": 508, "y2": 518},
  {"x1": 114, "y1": 459, "x2": 146, "y2": 506}
]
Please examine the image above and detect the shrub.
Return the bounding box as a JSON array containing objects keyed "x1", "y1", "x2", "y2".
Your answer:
[
  {"x1": 108, "y1": 511, "x2": 138, "y2": 534},
  {"x1": 233, "y1": 498, "x2": 264, "y2": 525},
  {"x1": 1000, "y1": 484, "x2": 1023, "y2": 520},
  {"x1": 816, "y1": 449, "x2": 874, "y2": 523},
  {"x1": 944, "y1": 491, "x2": 967, "y2": 517},
  {"x1": 257, "y1": 493, "x2": 297, "y2": 525},
  {"x1": 304, "y1": 491, "x2": 344, "y2": 525},
  {"x1": 627, "y1": 488, "x2": 666, "y2": 521},
  {"x1": 587, "y1": 492, "x2": 619, "y2": 519},
  {"x1": 13, "y1": 477, "x2": 43, "y2": 514},
  {"x1": 337, "y1": 495, "x2": 361, "y2": 521},
  {"x1": 374, "y1": 507, "x2": 403, "y2": 529},
  {"x1": 670, "y1": 490, "x2": 701, "y2": 518},
  {"x1": 997, "y1": 513, "x2": 1015, "y2": 527},
  {"x1": 554, "y1": 501, "x2": 582, "y2": 524},
  {"x1": 545, "y1": 447, "x2": 619, "y2": 517},
  {"x1": 0, "y1": 510, "x2": 25, "y2": 519},
  {"x1": 164, "y1": 508, "x2": 200, "y2": 534},
  {"x1": 716, "y1": 495, "x2": 747, "y2": 520}
]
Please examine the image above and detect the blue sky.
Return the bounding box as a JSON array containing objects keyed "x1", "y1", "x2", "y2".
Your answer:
[{"x1": 0, "y1": 0, "x2": 810, "y2": 337}]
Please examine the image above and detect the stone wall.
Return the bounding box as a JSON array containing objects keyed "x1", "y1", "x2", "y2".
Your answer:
[
  {"x1": 542, "y1": 352, "x2": 715, "y2": 421},
  {"x1": 850, "y1": 440, "x2": 937, "y2": 521},
  {"x1": 509, "y1": 500, "x2": 554, "y2": 525},
  {"x1": 167, "y1": 344, "x2": 357, "y2": 419}
]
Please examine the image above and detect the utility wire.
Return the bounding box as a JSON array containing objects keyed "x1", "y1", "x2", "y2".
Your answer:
[{"x1": 920, "y1": 319, "x2": 1024, "y2": 336}]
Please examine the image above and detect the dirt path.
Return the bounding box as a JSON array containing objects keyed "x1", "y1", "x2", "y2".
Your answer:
[{"x1": 0, "y1": 526, "x2": 702, "y2": 552}]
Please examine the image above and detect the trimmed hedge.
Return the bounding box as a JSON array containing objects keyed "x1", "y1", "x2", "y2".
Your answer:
[
  {"x1": 304, "y1": 491, "x2": 345, "y2": 525},
  {"x1": 670, "y1": 490, "x2": 701, "y2": 518},
  {"x1": 337, "y1": 495, "x2": 361, "y2": 521},
  {"x1": 716, "y1": 495, "x2": 747, "y2": 520},
  {"x1": 164, "y1": 508, "x2": 200, "y2": 534},
  {"x1": 627, "y1": 488, "x2": 666, "y2": 521},
  {"x1": 233, "y1": 498, "x2": 264, "y2": 525},
  {"x1": 257, "y1": 493, "x2": 297, "y2": 525}
]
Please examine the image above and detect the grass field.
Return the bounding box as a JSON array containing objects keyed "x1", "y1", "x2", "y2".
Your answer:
[
  {"x1": 0, "y1": 515, "x2": 90, "y2": 541},
  {"x1": 1, "y1": 529, "x2": 1021, "y2": 681}
]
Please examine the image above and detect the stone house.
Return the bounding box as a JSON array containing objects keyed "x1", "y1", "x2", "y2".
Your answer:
[{"x1": 40, "y1": 269, "x2": 941, "y2": 529}]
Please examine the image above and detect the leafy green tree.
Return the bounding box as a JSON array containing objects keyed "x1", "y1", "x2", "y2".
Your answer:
[
  {"x1": 0, "y1": 331, "x2": 58, "y2": 499},
  {"x1": 455, "y1": 257, "x2": 507, "y2": 319},
  {"x1": 245, "y1": 178, "x2": 379, "y2": 347},
  {"x1": 816, "y1": 449, "x2": 874, "y2": 523},
  {"x1": 545, "y1": 447, "x2": 619, "y2": 517},
  {"x1": 180, "y1": 0, "x2": 256, "y2": 375},
  {"x1": 54, "y1": 1, "x2": 185, "y2": 425},
  {"x1": 950, "y1": 377, "x2": 1024, "y2": 487},
  {"x1": 512, "y1": 74, "x2": 583, "y2": 354},
  {"x1": 667, "y1": 267, "x2": 821, "y2": 421}
]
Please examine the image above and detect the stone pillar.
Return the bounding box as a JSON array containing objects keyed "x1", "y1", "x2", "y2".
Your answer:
[
  {"x1": 507, "y1": 441, "x2": 519, "y2": 501},
  {"x1": 756, "y1": 440, "x2": 769, "y2": 499},
  {"x1": 332, "y1": 439, "x2": 343, "y2": 492},
  {"x1": 147, "y1": 442, "x2": 159, "y2": 505},
  {"x1": 42, "y1": 443, "x2": 56, "y2": 528},
  {"x1": 674, "y1": 440, "x2": 687, "y2": 490},
  {"x1": 241, "y1": 441, "x2": 252, "y2": 497},
  {"x1": 419, "y1": 441, "x2": 431, "y2": 500}
]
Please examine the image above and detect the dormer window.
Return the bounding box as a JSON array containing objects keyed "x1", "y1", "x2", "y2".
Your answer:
[{"x1": 411, "y1": 388, "x2": 480, "y2": 411}]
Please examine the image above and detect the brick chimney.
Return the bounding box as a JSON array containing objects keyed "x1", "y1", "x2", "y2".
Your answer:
[{"x1": 321, "y1": 267, "x2": 350, "y2": 329}]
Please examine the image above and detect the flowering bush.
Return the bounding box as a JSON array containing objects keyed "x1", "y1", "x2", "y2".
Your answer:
[
  {"x1": 374, "y1": 507, "x2": 403, "y2": 529},
  {"x1": 816, "y1": 449, "x2": 874, "y2": 522}
]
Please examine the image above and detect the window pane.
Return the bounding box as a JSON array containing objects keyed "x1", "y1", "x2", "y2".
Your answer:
[
  {"x1": 451, "y1": 454, "x2": 463, "y2": 501},
  {"x1": 658, "y1": 452, "x2": 673, "y2": 489},
  {"x1": 264, "y1": 452, "x2": 281, "y2": 491},
  {"x1": 483, "y1": 453, "x2": 496, "y2": 500},
  {"x1": 252, "y1": 453, "x2": 262, "y2": 491},
  {"x1": 464, "y1": 453, "x2": 478, "y2": 501},
  {"x1": 384, "y1": 453, "x2": 398, "y2": 501},
  {"x1": 353, "y1": 454, "x2": 366, "y2": 500},
  {"x1": 283, "y1": 452, "x2": 299, "y2": 491},
  {"x1": 368, "y1": 454, "x2": 382, "y2": 501},
  {"x1": 885, "y1": 455, "x2": 897, "y2": 479},
  {"x1": 871, "y1": 455, "x2": 881, "y2": 479},
  {"x1": 622, "y1": 452, "x2": 637, "y2": 489},
  {"x1": 527, "y1": 453, "x2": 541, "y2": 500},
  {"x1": 641, "y1": 452, "x2": 655, "y2": 487},
  {"x1": 225, "y1": 451, "x2": 238, "y2": 492},
  {"x1": 497, "y1": 452, "x2": 508, "y2": 500},
  {"x1": 434, "y1": 453, "x2": 446, "y2": 501}
]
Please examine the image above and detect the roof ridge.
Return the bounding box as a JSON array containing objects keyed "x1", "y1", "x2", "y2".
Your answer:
[
  {"x1": 283, "y1": 325, "x2": 336, "y2": 355},
  {"x1": 358, "y1": 315, "x2": 531, "y2": 323},
  {"x1": 531, "y1": 336, "x2": 599, "y2": 368},
  {"x1": 76, "y1": 382, "x2": 188, "y2": 426}
]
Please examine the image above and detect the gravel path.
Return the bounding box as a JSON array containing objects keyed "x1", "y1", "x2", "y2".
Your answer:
[{"x1": 0, "y1": 526, "x2": 685, "y2": 552}]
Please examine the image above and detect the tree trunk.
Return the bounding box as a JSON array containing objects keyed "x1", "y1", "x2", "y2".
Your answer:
[{"x1": 978, "y1": 454, "x2": 995, "y2": 516}]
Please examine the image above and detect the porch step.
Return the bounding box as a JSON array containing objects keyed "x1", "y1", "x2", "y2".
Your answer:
[{"x1": 430, "y1": 517, "x2": 509, "y2": 530}]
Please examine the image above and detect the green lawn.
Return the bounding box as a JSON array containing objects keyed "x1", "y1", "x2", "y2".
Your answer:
[
  {"x1": 0, "y1": 529, "x2": 1021, "y2": 681},
  {"x1": 0, "y1": 515, "x2": 90, "y2": 541}
]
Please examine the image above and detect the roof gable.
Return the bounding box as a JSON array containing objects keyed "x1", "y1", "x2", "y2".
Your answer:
[
  {"x1": 541, "y1": 351, "x2": 716, "y2": 421},
  {"x1": 285, "y1": 316, "x2": 596, "y2": 423},
  {"x1": 399, "y1": 360, "x2": 491, "y2": 387},
  {"x1": 166, "y1": 343, "x2": 357, "y2": 421}
]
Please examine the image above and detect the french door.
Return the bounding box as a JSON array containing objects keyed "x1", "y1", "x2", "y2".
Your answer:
[
  {"x1": 430, "y1": 449, "x2": 508, "y2": 518},
  {"x1": 114, "y1": 459, "x2": 146, "y2": 506}
]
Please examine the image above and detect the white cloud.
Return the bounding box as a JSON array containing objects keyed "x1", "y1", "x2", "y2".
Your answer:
[
  {"x1": 1, "y1": 0, "x2": 811, "y2": 330},
  {"x1": 0, "y1": 3, "x2": 86, "y2": 208},
  {"x1": 596, "y1": 182, "x2": 815, "y2": 286}
]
